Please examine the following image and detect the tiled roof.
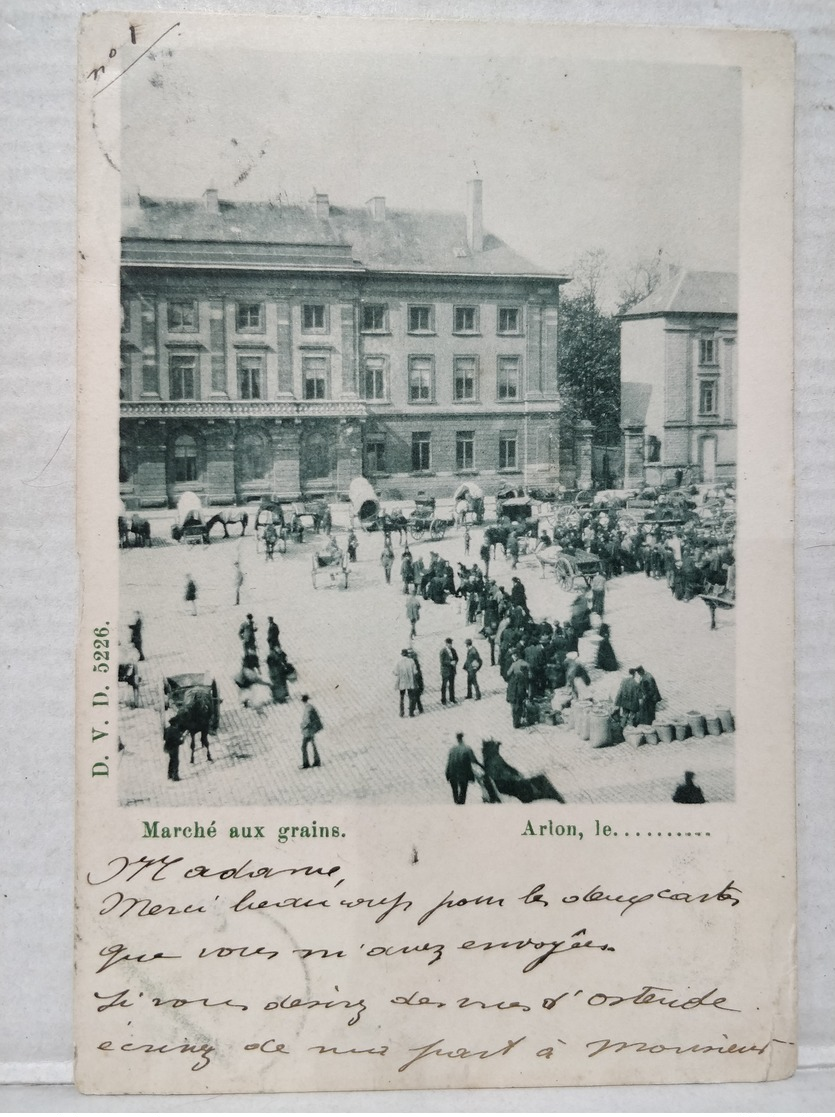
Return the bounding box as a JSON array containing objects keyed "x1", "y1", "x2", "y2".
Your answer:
[
  {"x1": 122, "y1": 196, "x2": 568, "y2": 279},
  {"x1": 619, "y1": 270, "x2": 737, "y2": 318},
  {"x1": 621, "y1": 382, "x2": 653, "y2": 426}
]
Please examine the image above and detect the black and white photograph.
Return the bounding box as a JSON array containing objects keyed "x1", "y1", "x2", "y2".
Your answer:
[{"x1": 114, "y1": 30, "x2": 740, "y2": 809}]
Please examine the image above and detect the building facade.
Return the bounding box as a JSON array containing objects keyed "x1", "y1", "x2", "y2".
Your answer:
[
  {"x1": 119, "y1": 183, "x2": 572, "y2": 508},
  {"x1": 618, "y1": 270, "x2": 737, "y2": 487}
]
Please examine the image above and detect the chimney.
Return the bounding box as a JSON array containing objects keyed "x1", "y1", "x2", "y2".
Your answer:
[
  {"x1": 121, "y1": 185, "x2": 140, "y2": 209},
  {"x1": 204, "y1": 188, "x2": 219, "y2": 213},
  {"x1": 467, "y1": 179, "x2": 483, "y2": 253},
  {"x1": 366, "y1": 196, "x2": 386, "y2": 221},
  {"x1": 313, "y1": 192, "x2": 330, "y2": 219}
]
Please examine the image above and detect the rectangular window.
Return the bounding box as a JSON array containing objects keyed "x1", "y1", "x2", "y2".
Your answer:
[
  {"x1": 411, "y1": 431, "x2": 431, "y2": 472},
  {"x1": 454, "y1": 306, "x2": 478, "y2": 333},
  {"x1": 366, "y1": 438, "x2": 386, "y2": 473},
  {"x1": 699, "y1": 338, "x2": 717, "y2": 365},
  {"x1": 362, "y1": 356, "x2": 387, "y2": 400},
  {"x1": 362, "y1": 304, "x2": 387, "y2": 332},
  {"x1": 498, "y1": 307, "x2": 521, "y2": 335},
  {"x1": 453, "y1": 356, "x2": 478, "y2": 401},
  {"x1": 237, "y1": 354, "x2": 263, "y2": 399},
  {"x1": 499, "y1": 434, "x2": 518, "y2": 470},
  {"x1": 497, "y1": 355, "x2": 521, "y2": 400},
  {"x1": 168, "y1": 301, "x2": 198, "y2": 332},
  {"x1": 408, "y1": 305, "x2": 434, "y2": 333},
  {"x1": 302, "y1": 354, "x2": 329, "y2": 400},
  {"x1": 456, "y1": 430, "x2": 475, "y2": 471},
  {"x1": 408, "y1": 356, "x2": 434, "y2": 403},
  {"x1": 302, "y1": 304, "x2": 327, "y2": 332},
  {"x1": 236, "y1": 303, "x2": 264, "y2": 332},
  {"x1": 169, "y1": 353, "x2": 198, "y2": 400},
  {"x1": 699, "y1": 378, "x2": 719, "y2": 416}
]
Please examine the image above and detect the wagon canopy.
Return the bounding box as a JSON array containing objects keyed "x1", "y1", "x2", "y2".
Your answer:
[
  {"x1": 453, "y1": 481, "x2": 484, "y2": 502},
  {"x1": 349, "y1": 477, "x2": 380, "y2": 523},
  {"x1": 176, "y1": 491, "x2": 204, "y2": 525}
]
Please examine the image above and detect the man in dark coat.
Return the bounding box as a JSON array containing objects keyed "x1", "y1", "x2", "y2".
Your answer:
[
  {"x1": 266, "y1": 616, "x2": 280, "y2": 650},
  {"x1": 445, "y1": 732, "x2": 482, "y2": 805},
  {"x1": 635, "y1": 666, "x2": 662, "y2": 724},
  {"x1": 128, "y1": 612, "x2": 145, "y2": 661},
  {"x1": 440, "y1": 638, "x2": 459, "y2": 705},
  {"x1": 673, "y1": 771, "x2": 706, "y2": 804},
  {"x1": 163, "y1": 716, "x2": 183, "y2": 782},
  {"x1": 463, "y1": 638, "x2": 482, "y2": 700},
  {"x1": 509, "y1": 576, "x2": 528, "y2": 613},
  {"x1": 615, "y1": 669, "x2": 641, "y2": 728},
  {"x1": 524, "y1": 640, "x2": 547, "y2": 698},
  {"x1": 506, "y1": 651, "x2": 530, "y2": 728},
  {"x1": 406, "y1": 648, "x2": 425, "y2": 713}
]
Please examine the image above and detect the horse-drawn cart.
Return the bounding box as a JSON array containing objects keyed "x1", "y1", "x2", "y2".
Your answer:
[
  {"x1": 163, "y1": 672, "x2": 221, "y2": 764},
  {"x1": 408, "y1": 496, "x2": 453, "y2": 542},
  {"x1": 538, "y1": 548, "x2": 601, "y2": 591},
  {"x1": 171, "y1": 492, "x2": 210, "y2": 544},
  {"x1": 311, "y1": 543, "x2": 349, "y2": 589}
]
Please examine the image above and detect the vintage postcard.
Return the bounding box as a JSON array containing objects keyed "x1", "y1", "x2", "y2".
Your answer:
[{"x1": 76, "y1": 12, "x2": 795, "y2": 1093}]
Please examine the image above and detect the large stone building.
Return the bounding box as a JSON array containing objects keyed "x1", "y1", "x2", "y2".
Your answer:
[
  {"x1": 619, "y1": 269, "x2": 737, "y2": 487},
  {"x1": 119, "y1": 182, "x2": 573, "y2": 508}
]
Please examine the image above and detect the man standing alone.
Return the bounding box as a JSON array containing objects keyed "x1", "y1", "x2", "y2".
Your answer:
[
  {"x1": 406, "y1": 595, "x2": 421, "y2": 638},
  {"x1": 445, "y1": 732, "x2": 482, "y2": 805},
  {"x1": 439, "y1": 638, "x2": 459, "y2": 705},
  {"x1": 394, "y1": 648, "x2": 419, "y2": 717},
  {"x1": 300, "y1": 694, "x2": 323, "y2": 769},
  {"x1": 463, "y1": 638, "x2": 482, "y2": 700}
]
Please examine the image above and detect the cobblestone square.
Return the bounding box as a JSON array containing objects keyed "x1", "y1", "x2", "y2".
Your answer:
[{"x1": 117, "y1": 518, "x2": 735, "y2": 808}]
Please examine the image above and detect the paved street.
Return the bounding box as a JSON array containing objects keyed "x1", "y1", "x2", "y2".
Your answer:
[{"x1": 117, "y1": 517, "x2": 735, "y2": 808}]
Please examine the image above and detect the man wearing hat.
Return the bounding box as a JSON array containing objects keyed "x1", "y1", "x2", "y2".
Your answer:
[
  {"x1": 394, "y1": 648, "x2": 419, "y2": 717},
  {"x1": 439, "y1": 637, "x2": 459, "y2": 705}
]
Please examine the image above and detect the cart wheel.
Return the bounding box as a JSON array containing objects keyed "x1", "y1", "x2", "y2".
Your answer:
[
  {"x1": 411, "y1": 525, "x2": 426, "y2": 541},
  {"x1": 430, "y1": 519, "x2": 446, "y2": 541},
  {"x1": 555, "y1": 557, "x2": 574, "y2": 591},
  {"x1": 721, "y1": 514, "x2": 736, "y2": 536}
]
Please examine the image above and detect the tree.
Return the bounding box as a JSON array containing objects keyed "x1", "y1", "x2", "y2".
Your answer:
[
  {"x1": 616, "y1": 249, "x2": 672, "y2": 314},
  {"x1": 558, "y1": 250, "x2": 621, "y2": 441}
]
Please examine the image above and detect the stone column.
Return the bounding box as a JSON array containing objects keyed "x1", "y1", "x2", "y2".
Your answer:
[
  {"x1": 576, "y1": 419, "x2": 594, "y2": 490},
  {"x1": 623, "y1": 424, "x2": 646, "y2": 489},
  {"x1": 272, "y1": 420, "x2": 301, "y2": 498},
  {"x1": 336, "y1": 418, "x2": 363, "y2": 494},
  {"x1": 134, "y1": 419, "x2": 168, "y2": 507}
]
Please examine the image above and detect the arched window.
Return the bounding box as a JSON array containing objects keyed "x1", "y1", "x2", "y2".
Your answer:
[
  {"x1": 240, "y1": 432, "x2": 269, "y2": 482},
  {"x1": 174, "y1": 434, "x2": 198, "y2": 483}
]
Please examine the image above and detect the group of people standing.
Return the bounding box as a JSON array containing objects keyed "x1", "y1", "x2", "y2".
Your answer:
[{"x1": 235, "y1": 613, "x2": 295, "y2": 707}]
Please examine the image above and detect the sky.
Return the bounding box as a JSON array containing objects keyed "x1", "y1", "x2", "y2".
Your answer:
[{"x1": 121, "y1": 44, "x2": 740, "y2": 309}]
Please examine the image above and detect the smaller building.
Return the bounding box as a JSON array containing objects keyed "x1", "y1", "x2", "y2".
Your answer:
[{"x1": 619, "y1": 269, "x2": 737, "y2": 487}]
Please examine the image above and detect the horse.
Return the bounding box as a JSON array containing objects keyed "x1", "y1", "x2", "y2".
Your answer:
[
  {"x1": 481, "y1": 739, "x2": 565, "y2": 804},
  {"x1": 119, "y1": 514, "x2": 152, "y2": 547},
  {"x1": 169, "y1": 684, "x2": 219, "y2": 764},
  {"x1": 206, "y1": 509, "x2": 249, "y2": 538}
]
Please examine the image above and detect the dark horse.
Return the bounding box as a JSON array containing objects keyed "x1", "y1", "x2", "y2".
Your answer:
[
  {"x1": 481, "y1": 739, "x2": 565, "y2": 803},
  {"x1": 206, "y1": 509, "x2": 249, "y2": 538},
  {"x1": 118, "y1": 514, "x2": 152, "y2": 548},
  {"x1": 168, "y1": 682, "x2": 220, "y2": 764}
]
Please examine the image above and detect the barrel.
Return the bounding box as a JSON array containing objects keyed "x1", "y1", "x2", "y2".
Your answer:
[
  {"x1": 577, "y1": 633, "x2": 602, "y2": 668},
  {"x1": 706, "y1": 715, "x2": 723, "y2": 736},
  {"x1": 575, "y1": 699, "x2": 593, "y2": 740},
  {"x1": 655, "y1": 723, "x2": 674, "y2": 743},
  {"x1": 623, "y1": 726, "x2": 644, "y2": 747},
  {"x1": 688, "y1": 712, "x2": 707, "y2": 738},
  {"x1": 562, "y1": 705, "x2": 575, "y2": 730},
  {"x1": 640, "y1": 725, "x2": 659, "y2": 745},
  {"x1": 673, "y1": 722, "x2": 689, "y2": 741},
  {"x1": 715, "y1": 707, "x2": 734, "y2": 732},
  {"x1": 588, "y1": 708, "x2": 611, "y2": 748},
  {"x1": 348, "y1": 477, "x2": 380, "y2": 524}
]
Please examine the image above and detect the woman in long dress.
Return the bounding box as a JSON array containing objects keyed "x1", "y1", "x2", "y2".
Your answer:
[{"x1": 267, "y1": 646, "x2": 290, "y2": 704}]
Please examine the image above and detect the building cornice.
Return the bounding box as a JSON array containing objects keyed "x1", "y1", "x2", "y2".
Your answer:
[{"x1": 121, "y1": 400, "x2": 369, "y2": 420}]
